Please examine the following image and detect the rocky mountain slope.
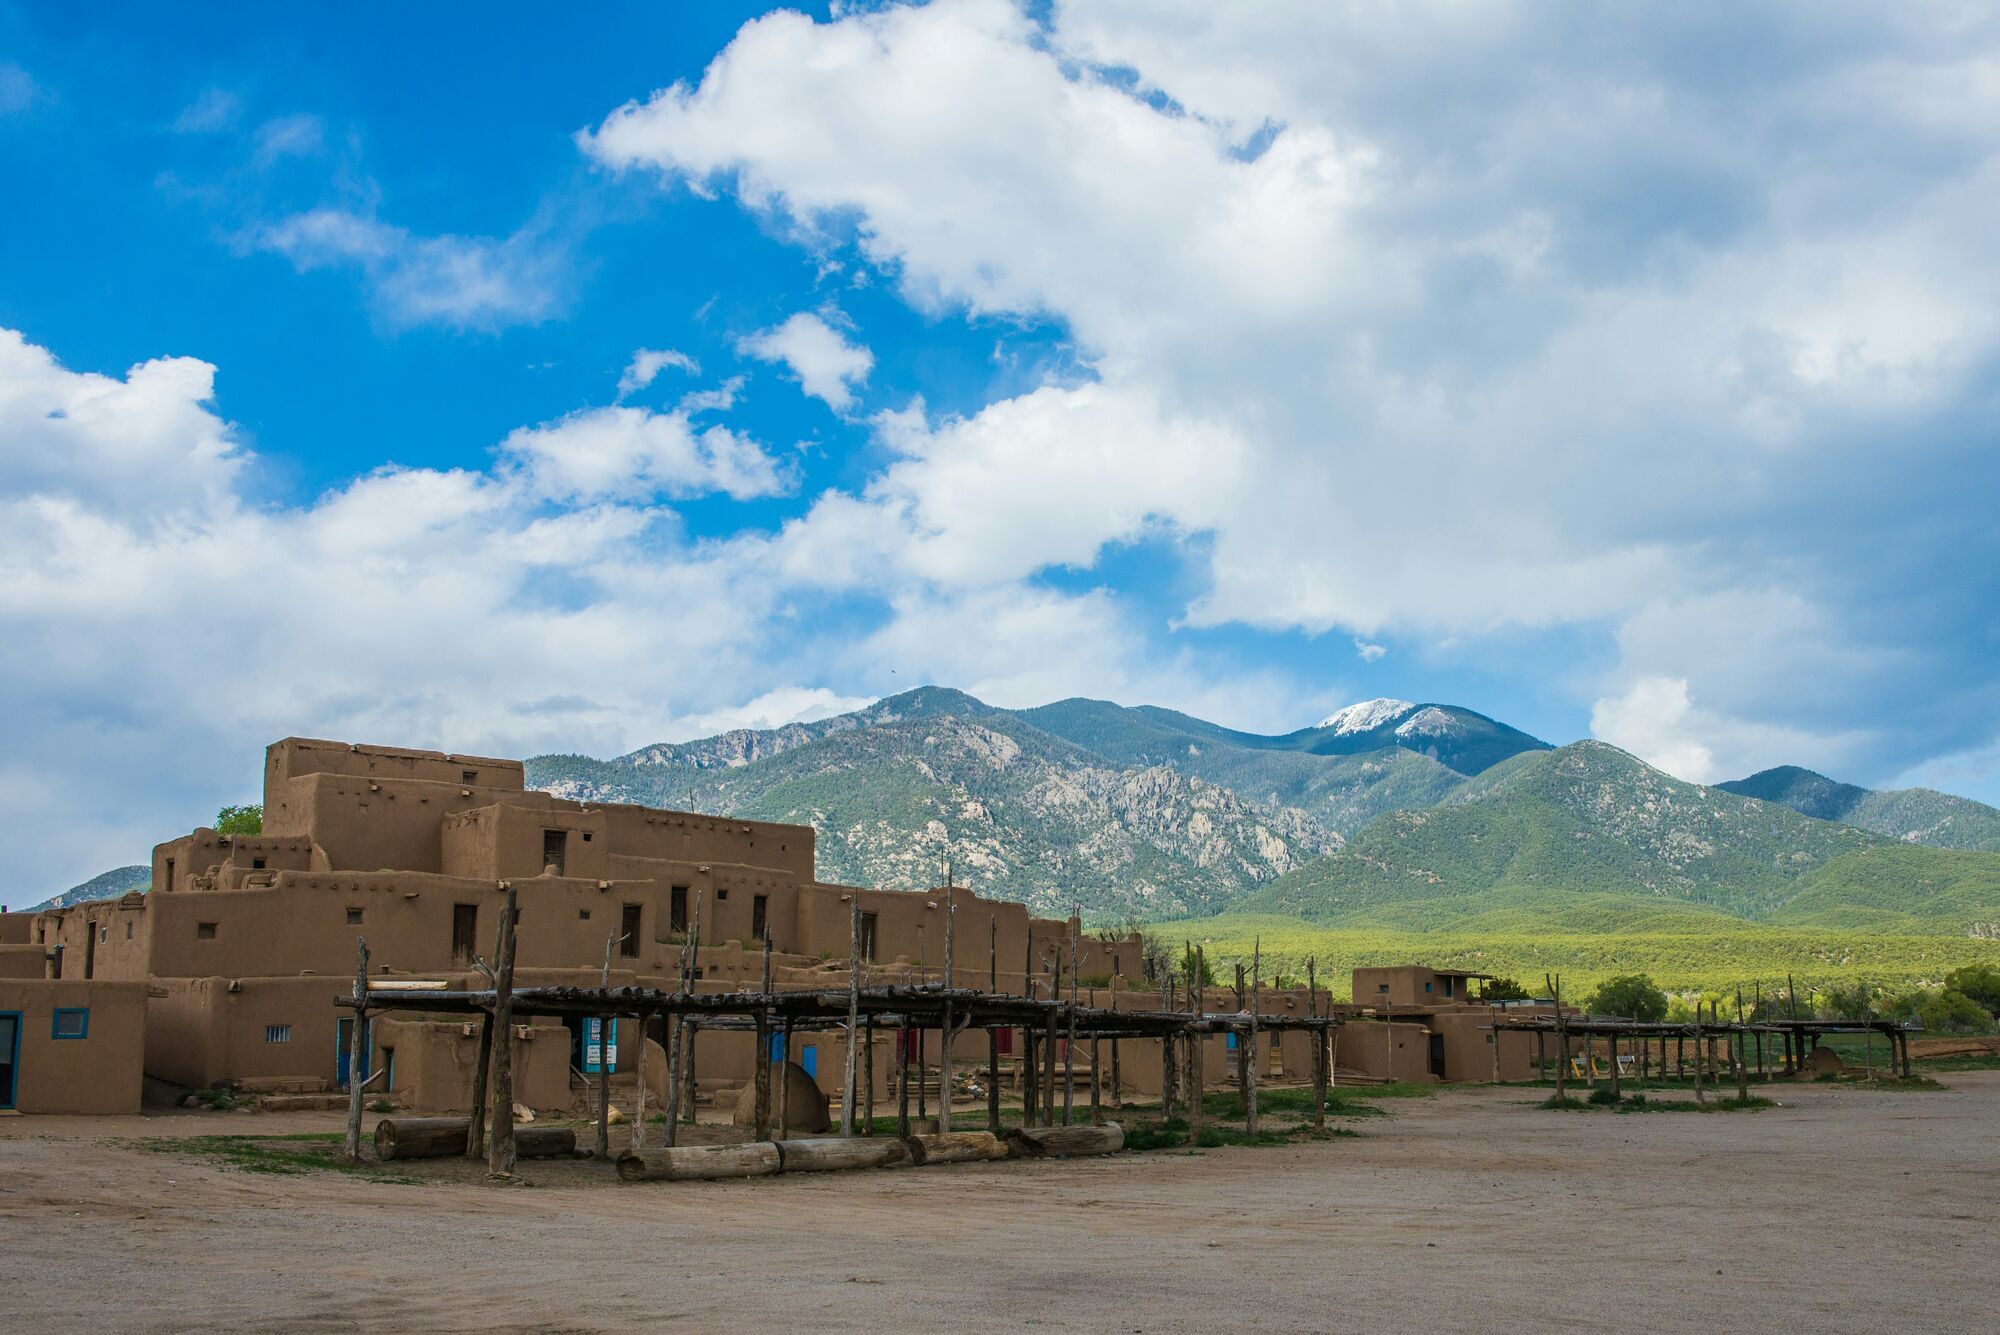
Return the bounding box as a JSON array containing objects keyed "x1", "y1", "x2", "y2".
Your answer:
[
  {"x1": 1233, "y1": 742, "x2": 2000, "y2": 935},
  {"x1": 21, "y1": 864, "x2": 149, "y2": 914},
  {"x1": 1720, "y1": 765, "x2": 2000, "y2": 852}
]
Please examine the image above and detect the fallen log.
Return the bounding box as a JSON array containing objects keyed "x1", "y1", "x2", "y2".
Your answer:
[
  {"x1": 905, "y1": 1131, "x2": 1008, "y2": 1165},
  {"x1": 375, "y1": 1117, "x2": 576, "y2": 1161},
  {"x1": 774, "y1": 1137, "x2": 909, "y2": 1173},
  {"x1": 618, "y1": 1142, "x2": 781, "y2": 1182},
  {"x1": 1006, "y1": 1122, "x2": 1124, "y2": 1159}
]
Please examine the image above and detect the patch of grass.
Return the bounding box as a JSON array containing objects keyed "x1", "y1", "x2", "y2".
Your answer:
[
  {"x1": 1541, "y1": 1092, "x2": 1774, "y2": 1113},
  {"x1": 1121, "y1": 1115, "x2": 1357, "y2": 1152},
  {"x1": 140, "y1": 1133, "x2": 419, "y2": 1183}
]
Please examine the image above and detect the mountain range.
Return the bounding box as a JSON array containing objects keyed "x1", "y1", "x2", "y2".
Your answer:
[
  {"x1": 528, "y1": 687, "x2": 2000, "y2": 937},
  {"x1": 26, "y1": 690, "x2": 2000, "y2": 944}
]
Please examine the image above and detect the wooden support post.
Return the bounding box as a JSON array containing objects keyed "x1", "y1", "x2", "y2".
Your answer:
[
  {"x1": 1189, "y1": 946, "x2": 1205, "y2": 1135},
  {"x1": 1900, "y1": 1028, "x2": 1912, "y2": 1080},
  {"x1": 1109, "y1": 1035, "x2": 1122, "y2": 1111},
  {"x1": 1754, "y1": 983, "x2": 1767, "y2": 1080},
  {"x1": 1693, "y1": 1004, "x2": 1707, "y2": 1103},
  {"x1": 896, "y1": 1018, "x2": 912, "y2": 1139},
  {"x1": 487, "y1": 883, "x2": 519, "y2": 1176},
  {"x1": 1159, "y1": 972, "x2": 1177, "y2": 1122},
  {"x1": 598, "y1": 928, "x2": 617, "y2": 1159},
  {"x1": 1042, "y1": 978, "x2": 1060, "y2": 1128},
  {"x1": 755, "y1": 929, "x2": 774, "y2": 1143},
  {"x1": 916, "y1": 1024, "x2": 927, "y2": 1125},
  {"x1": 939, "y1": 884, "x2": 956, "y2": 1134},
  {"x1": 1089, "y1": 987, "x2": 1102, "y2": 1127},
  {"x1": 1062, "y1": 912, "x2": 1078, "y2": 1127},
  {"x1": 987, "y1": 914, "x2": 1001, "y2": 1134},
  {"x1": 465, "y1": 1009, "x2": 493, "y2": 1158},
  {"x1": 1548, "y1": 974, "x2": 1567, "y2": 1101},
  {"x1": 680, "y1": 1018, "x2": 698, "y2": 1131},
  {"x1": 842, "y1": 892, "x2": 861, "y2": 1136},
  {"x1": 1234, "y1": 963, "x2": 1250, "y2": 1099},
  {"x1": 778, "y1": 1015, "x2": 795, "y2": 1135},
  {"x1": 863, "y1": 1014, "x2": 875, "y2": 1134},
  {"x1": 1734, "y1": 990, "x2": 1750, "y2": 1101},
  {"x1": 1245, "y1": 936, "x2": 1261, "y2": 1135},
  {"x1": 1608, "y1": 1032, "x2": 1621, "y2": 1099},
  {"x1": 1489, "y1": 1003, "x2": 1501, "y2": 1084},
  {"x1": 630, "y1": 1008, "x2": 650, "y2": 1153},
  {"x1": 344, "y1": 936, "x2": 370, "y2": 1160}
]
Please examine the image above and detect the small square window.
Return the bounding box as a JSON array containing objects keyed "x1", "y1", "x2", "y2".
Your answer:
[
  {"x1": 581, "y1": 831, "x2": 593, "y2": 842},
  {"x1": 197, "y1": 922, "x2": 217, "y2": 940},
  {"x1": 52, "y1": 1008, "x2": 89, "y2": 1040},
  {"x1": 579, "y1": 908, "x2": 591, "y2": 920},
  {"x1": 125, "y1": 922, "x2": 134, "y2": 940},
  {"x1": 266, "y1": 1025, "x2": 292, "y2": 1044},
  {"x1": 346, "y1": 908, "x2": 364, "y2": 925},
  {"x1": 462, "y1": 770, "x2": 478, "y2": 784},
  {"x1": 715, "y1": 889, "x2": 729, "y2": 901}
]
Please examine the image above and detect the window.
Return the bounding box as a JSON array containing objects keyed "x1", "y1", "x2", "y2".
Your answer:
[
  {"x1": 164, "y1": 858, "x2": 175, "y2": 892},
  {"x1": 346, "y1": 908, "x2": 364, "y2": 925},
  {"x1": 266, "y1": 1025, "x2": 292, "y2": 1044},
  {"x1": 715, "y1": 888, "x2": 729, "y2": 901},
  {"x1": 859, "y1": 912, "x2": 879, "y2": 963},
  {"x1": 1442, "y1": 977, "x2": 1454, "y2": 997},
  {"x1": 51, "y1": 1008, "x2": 89, "y2": 1040},
  {"x1": 542, "y1": 829, "x2": 567, "y2": 876},
  {"x1": 125, "y1": 922, "x2": 133, "y2": 940},
  {"x1": 452, "y1": 904, "x2": 479, "y2": 962},
  {"x1": 620, "y1": 904, "x2": 641, "y2": 957},
  {"x1": 1424, "y1": 982, "x2": 1433, "y2": 993},
  {"x1": 197, "y1": 922, "x2": 217, "y2": 940},
  {"x1": 581, "y1": 831, "x2": 593, "y2": 842},
  {"x1": 98, "y1": 926, "x2": 108, "y2": 944},
  {"x1": 670, "y1": 885, "x2": 689, "y2": 933},
  {"x1": 751, "y1": 894, "x2": 768, "y2": 941},
  {"x1": 252, "y1": 857, "x2": 266, "y2": 870},
  {"x1": 578, "y1": 908, "x2": 591, "y2": 921},
  {"x1": 461, "y1": 769, "x2": 478, "y2": 784},
  {"x1": 1377, "y1": 984, "x2": 1389, "y2": 993}
]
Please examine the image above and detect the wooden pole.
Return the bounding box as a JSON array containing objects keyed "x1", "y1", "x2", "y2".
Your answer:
[
  {"x1": 1608, "y1": 1031, "x2": 1621, "y2": 1099},
  {"x1": 939, "y1": 884, "x2": 956, "y2": 1134},
  {"x1": 863, "y1": 1013, "x2": 875, "y2": 1134},
  {"x1": 1189, "y1": 946, "x2": 1205, "y2": 1136},
  {"x1": 1754, "y1": 982, "x2": 1767, "y2": 1079},
  {"x1": 1089, "y1": 984, "x2": 1102, "y2": 1126},
  {"x1": 630, "y1": 1008, "x2": 651, "y2": 1152},
  {"x1": 842, "y1": 892, "x2": 862, "y2": 1136},
  {"x1": 1022, "y1": 931, "x2": 1038, "y2": 1124},
  {"x1": 1063, "y1": 911, "x2": 1078, "y2": 1126},
  {"x1": 1489, "y1": 1004, "x2": 1501, "y2": 1084},
  {"x1": 1734, "y1": 990, "x2": 1750, "y2": 1101},
  {"x1": 1548, "y1": 974, "x2": 1567, "y2": 1100},
  {"x1": 465, "y1": 1010, "x2": 494, "y2": 1158},
  {"x1": 344, "y1": 936, "x2": 370, "y2": 1160},
  {"x1": 1245, "y1": 936, "x2": 1261, "y2": 1135},
  {"x1": 1234, "y1": 963, "x2": 1249, "y2": 1098},
  {"x1": 896, "y1": 1016, "x2": 912, "y2": 1138},
  {"x1": 1042, "y1": 957, "x2": 1060, "y2": 1127},
  {"x1": 755, "y1": 929, "x2": 773, "y2": 1142},
  {"x1": 1693, "y1": 1003, "x2": 1707, "y2": 1103},
  {"x1": 487, "y1": 883, "x2": 519, "y2": 1175},
  {"x1": 778, "y1": 1015, "x2": 794, "y2": 1135},
  {"x1": 598, "y1": 928, "x2": 617, "y2": 1159},
  {"x1": 987, "y1": 914, "x2": 1001, "y2": 1134},
  {"x1": 1159, "y1": 969, "x2": 1177, "y2": 1121}
]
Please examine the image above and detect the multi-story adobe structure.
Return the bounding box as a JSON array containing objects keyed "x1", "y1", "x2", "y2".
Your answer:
[{"x1": 20, "y1": 738, "x2": 1143, "y2": 1114}]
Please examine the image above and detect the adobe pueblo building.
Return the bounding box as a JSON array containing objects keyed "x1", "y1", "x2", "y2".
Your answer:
[{"x1": 9, "y1": 738, "x2": 1545, "y2": 1118}]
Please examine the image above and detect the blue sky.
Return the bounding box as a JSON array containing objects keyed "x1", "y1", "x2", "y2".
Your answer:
[{"x1": 4, "y1": 1, "x2": 1998, "y2": 891}]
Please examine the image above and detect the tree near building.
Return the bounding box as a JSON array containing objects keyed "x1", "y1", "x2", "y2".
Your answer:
[
  {"x1": 215, "y1": 804, "x2": 262, "y2": 836},
  {"x1": 1942, "y1": 964, "x2": 2000, "y2": 1018},
  {"x1": 1481, "y1": 976, "x2": 1530, "y2": 1001},
  {"x1": 1918, "y1": 990, "x2": 1997, "y2": 1037},
  {"x1": 1587, "y1": 974, "x2": 1669, "y2": 1021}
]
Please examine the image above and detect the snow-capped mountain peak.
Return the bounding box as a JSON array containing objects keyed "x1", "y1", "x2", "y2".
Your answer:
[
  {"x1": 1393, "y1": 706, "x2": 1460, "y2": 739},
  {"x1": 1314, "y1": 698, "x2": 1416, "y2": 734}
]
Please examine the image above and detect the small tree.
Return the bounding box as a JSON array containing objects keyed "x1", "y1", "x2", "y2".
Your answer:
[
  {"x1": 1817, "y1": 982, "x2": 1878, "y2": 1022},
  {"x1": 215, "y1": 804, "x2": 263, "y2": 836},
  {"x1": 1481, "y1": 976, "x2": 1530, "y2": 1001},
  {"x1": 1181, "y1": 942, "x2": 1217, "y2": 988},
  {"x1": 1586, "y1": 974, "x2": 1669, "y2": 1022},
  {"x1": 1918, "y1": 990, "x2": 1997, "y2": 1037},
  {"x1": 1943, "y1": 963, "x2": 2000, "y2": 1018}
]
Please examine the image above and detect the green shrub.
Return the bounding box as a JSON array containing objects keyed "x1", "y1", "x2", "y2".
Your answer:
[
  {"x1": 1586, "y1": 1087, "x2": 1621, "y2": 1106},
  {"x1": 1918, "y1": 990, "x2": 1997, "y2": 1036}
]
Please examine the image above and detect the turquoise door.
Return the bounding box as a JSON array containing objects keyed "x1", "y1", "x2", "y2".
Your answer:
[
  {"x1": 0, "y1": 1012, "x2": 18, "y2": 1109},
  {"x1": 801, "y1": 1045, "x2": 817, "y2": 1079},
  {"x1": 335, "y1": 1016, "x2": 372, "y2": 1090},
  {"x1": 582, "y1": 1017, "x2": 619, "y2": 1074}
]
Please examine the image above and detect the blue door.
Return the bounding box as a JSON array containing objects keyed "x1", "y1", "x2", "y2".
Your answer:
[
  {"x1": 769, "y1": 1033, "x2": 788, "y2": 1065},
  {"x1": 582, "y1": 1017, "x2": 619, "y2": 1074},
  {"x1": 0, "y1": 1012, "x2": 19, "y2": 1110},
  {"x1": 335, "y1": 1016, "x2": 372, "y2": 1090},
  {"x1": 801, "y1": 1045, "x2": 817, "y2": 1079}
]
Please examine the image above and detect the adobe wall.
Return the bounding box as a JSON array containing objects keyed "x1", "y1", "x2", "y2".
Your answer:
[
  {"x1": 374, "y1": 1017, "x2": 571, "y2": 1115},
  {"x1": 0, "y1": 912, "x2": 33, "y2": 944},
  {"x1": 31, "y1": 896, "x2": 149, "y2": 982},
  {"x1": 1330, "y1": 1020, "x2": 1434, "y2": 1083},
  {"x1": 266, "y1": 737, "x2": 525, "y2": 793},
  {"x1": 0, "y1": 979, "x2": 146, "y2": 1114},
  {"x1": 1430, "y1": 1009, "x2": 1537, "y2": 1082}
]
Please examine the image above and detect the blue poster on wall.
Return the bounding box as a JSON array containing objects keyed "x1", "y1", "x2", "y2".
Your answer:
[{"x1": 583, "y1": 1017, "x2": 618, "y2": 1073}]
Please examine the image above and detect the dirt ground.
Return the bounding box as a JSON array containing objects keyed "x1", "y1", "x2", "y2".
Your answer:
[{"x1": 3, "y1": 1074, "x2": 1995, "y2": 1334}]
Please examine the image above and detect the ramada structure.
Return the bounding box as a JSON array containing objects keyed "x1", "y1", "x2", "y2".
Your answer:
[{"x1": 6, "y1": 738, "x2": 1548, "y2": 1118}]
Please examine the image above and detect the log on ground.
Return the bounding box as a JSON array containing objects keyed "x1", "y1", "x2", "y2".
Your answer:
[
  {"x1": 617, "y1": 1142, "x2": 781, "y2": 1182},
  {"x1": 774, "y1": 1137, "x2": 909, "y2": 1173},
  {"x1": 905, "y1": 1131, "x2": 1008, "y2": 1165},
  {"x1": 1006, "y1": 1123, "x2": 1125, "y2": 1159},
  {"x1": 376, "y1": 1117, "x2": 577, "y2": 1161}
]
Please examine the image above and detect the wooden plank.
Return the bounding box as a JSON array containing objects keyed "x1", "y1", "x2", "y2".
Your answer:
[
  {"x1": 618, "y1": 1143, "x2": 780, "y2": 1182},
  {"x1": 775, "y1": 1136, "x2": 909, "y2": 1173}
]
